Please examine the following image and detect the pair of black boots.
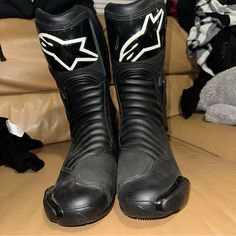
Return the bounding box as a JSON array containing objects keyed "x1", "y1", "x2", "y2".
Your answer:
[{"x1": 35, "y1": 0, "x2": 190, "y2": 227}]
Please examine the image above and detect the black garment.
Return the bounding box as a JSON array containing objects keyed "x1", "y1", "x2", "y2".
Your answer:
[
  {"x1": 0, "y1": 0, "x2": 95, "y2": 19},
  {"x1": 177, "y1": 0, "x2": 195, "y2": 33},
  {"x1": 207, "y1": 26, "x2": 236, "y2": 75},
  {"x1": 0, "y1": 117, "x2": 44, "y2": 173},
  {"x1": 181, "y1": 69, "x2": 212, "y2": 119}
]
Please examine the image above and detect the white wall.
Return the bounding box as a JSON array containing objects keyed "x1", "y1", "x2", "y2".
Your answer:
[{"x1": 94, "y1": 0, "x2": 133, "y2": 13}]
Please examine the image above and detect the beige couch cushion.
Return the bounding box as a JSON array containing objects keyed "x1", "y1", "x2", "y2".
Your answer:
[
  {"x1": 165, "y1": 17, "x2": 198, "y2": 75},
  {"x1": 0, "y1": 19, "x2": 56, "y2": 95},
  {"x1": 169, "y1": 114, "x2": 236, "y2": 161},
  {"x1": 0, "y1": 16, "x2": 106, "y2": 95},
  {"x1": 0, "y1": 92, "x2": 70, "y2": 144},
  {"x1": 0, "y1": 140, "x2": 235, "y2": 235}
]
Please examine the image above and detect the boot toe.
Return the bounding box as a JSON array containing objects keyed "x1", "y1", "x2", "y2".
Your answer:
[
  {"x1": 118, "y1": 176, "x2": 190, "y2": 219},
  {"x1": 43, "y1": 185, "x2": 113, "y2": 227}
]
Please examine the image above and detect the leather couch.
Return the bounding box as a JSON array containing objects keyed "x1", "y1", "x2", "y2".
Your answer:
[{"x1": 0, "y1": 15, "x2": 236, "y2": 235}]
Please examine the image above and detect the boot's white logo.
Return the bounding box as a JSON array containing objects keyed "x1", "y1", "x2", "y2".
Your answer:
[
  {"x1": 39, "y1": 33, "x2": 98, "y2": 71},
  {"x1": 119, "y1": 8, "x2": 164, "y2": 62}
]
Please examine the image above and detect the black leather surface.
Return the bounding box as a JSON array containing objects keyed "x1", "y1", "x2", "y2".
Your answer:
[
  {"x1": 36, "y1": 5, "x2": 117, "y2": 226},
  {"x1": 105, "y1": 0, "x2": 190, "y2": 218}
]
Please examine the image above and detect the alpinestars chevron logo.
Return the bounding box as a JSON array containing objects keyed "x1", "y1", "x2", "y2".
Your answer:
[
  {"x1": 119, "y1": 8, "x2": 165, "y2": 62},
  {"x1": 39, "y1": 33, "x2": 98, "y2": 71}
]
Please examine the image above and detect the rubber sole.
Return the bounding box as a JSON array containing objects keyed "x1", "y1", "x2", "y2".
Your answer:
[
  {"x1": 119, "y1": 176, "x2": 190, "y2": 220},
  {"x1": 43, "y1": 187, "x2": 114, "y2": 227}
]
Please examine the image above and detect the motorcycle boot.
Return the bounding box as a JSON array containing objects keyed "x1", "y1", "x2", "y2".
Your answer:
[
  {"x1": 105, "y1": 0, "x2": 190, "y2": 219},
  {"x1": 35, "y1": 5, "x2": 117, "y2": 226}
]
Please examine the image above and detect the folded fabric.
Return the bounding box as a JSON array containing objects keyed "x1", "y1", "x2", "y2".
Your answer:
[
  {"x1": 197, "y1": 66, "x2": 236, "y2": 125},
  {"x1": 205, "y1": 104, "x2": 236, "y2": 125},
  {"x1": 0, "y1": 0, "x2": 95, "y2": 19},
  {"x1": 0, "y1": 117, "x2": 44, "y2": 173},
  {"x1": 198, "y1": 66, "x2": 236, "y2": 110}
]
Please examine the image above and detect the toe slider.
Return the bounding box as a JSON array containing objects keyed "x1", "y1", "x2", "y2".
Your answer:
[{"x1": 155, "y1": 176, "x2": 190, "y2": 213}]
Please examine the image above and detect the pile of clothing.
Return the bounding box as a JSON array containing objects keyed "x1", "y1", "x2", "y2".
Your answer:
[
  {"x1": 180, "y1": 0, "x2": 236, "y2": 126},
  {"x1": 0, "y1": 118, "x2": 44, "y2": 173}
]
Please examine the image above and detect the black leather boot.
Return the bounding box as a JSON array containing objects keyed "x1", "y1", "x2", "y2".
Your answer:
[
  {"x1": 105, "y1": 0, "x2": 190, "y2": 219},
  {"x1": 35, "y1": 5, "x2": 117, "y2": 226}
]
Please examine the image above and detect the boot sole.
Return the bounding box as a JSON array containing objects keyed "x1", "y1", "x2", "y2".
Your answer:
[
  {"x1": 119, "y1": 176, "x2": 190, "y2": 220},
  {"x1": 43, "y1": 187, "x2": 114, "y2": 227}
]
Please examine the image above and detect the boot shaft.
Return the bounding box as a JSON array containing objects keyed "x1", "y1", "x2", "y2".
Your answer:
[
  {"x1": 105, "y1": 0, "x2": 166, "y2": 65},
  {"x1": 35, "y1": 5, "x2": 116, "y2": 155},
  {"x1": 35, "y1": 5, "x2": 109, "y2": 73},
  {"x1": 105, "y1": 0, "x2": 168, "y2": 154},
  {"x1": 35, "y1": 6, "x2": 118, "y2": 227}
]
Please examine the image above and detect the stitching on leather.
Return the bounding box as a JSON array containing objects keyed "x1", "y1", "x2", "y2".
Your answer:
[
  {"x1": 72, "y1": 150, "x2": 116, "y2": 203},
  {"x1": 118, "y1": 158, "x2": 172, "y2": 192},
  {"x1": 118, "y1": 149, "x2": 153, "y2": 185}
]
